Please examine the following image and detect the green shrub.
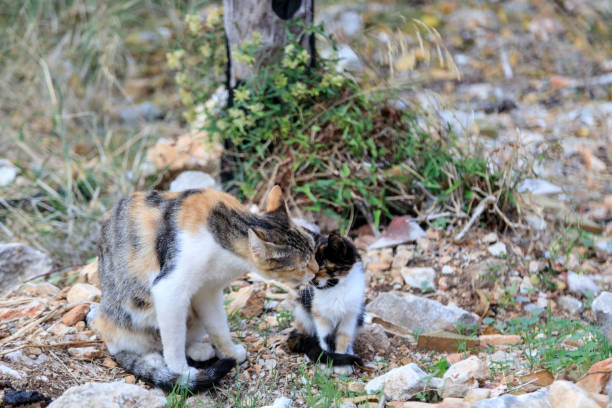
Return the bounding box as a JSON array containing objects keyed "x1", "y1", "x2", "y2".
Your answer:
[{"x1": 173, "y1": 14, "x2": 509, "y2": 230}]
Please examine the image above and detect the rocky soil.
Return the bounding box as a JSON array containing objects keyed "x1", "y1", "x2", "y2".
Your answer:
[{"x1": 1, "y1": 0, "x2": 611, "y2": 407}]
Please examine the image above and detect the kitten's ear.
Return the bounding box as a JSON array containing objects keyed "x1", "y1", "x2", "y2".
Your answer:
[
  {"x1": 326, "y1": 232, "x2": 348, "y2": 256},
  {"x1": 264, "y1": 185, "x2": 285, "y2": 213}
]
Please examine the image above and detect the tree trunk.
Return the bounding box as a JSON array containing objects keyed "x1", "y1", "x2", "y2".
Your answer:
[{"x1": 223, "y1": 0, "x2": 315, "y2": 91}]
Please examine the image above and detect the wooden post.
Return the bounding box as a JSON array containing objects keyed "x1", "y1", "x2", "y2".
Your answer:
[{"x1": 223, "y1": 0, "x2": 315, "y2": 90}]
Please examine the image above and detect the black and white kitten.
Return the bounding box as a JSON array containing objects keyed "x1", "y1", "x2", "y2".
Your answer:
[{"x1": 287, "y1": 232, "x2": 365, "y2": 374}]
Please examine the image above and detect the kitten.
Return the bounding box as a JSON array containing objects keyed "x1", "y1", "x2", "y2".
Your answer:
[
  {"x1": 92, "y1": 186, "x2": 317, "y2": 391},
  {"x1": 287, "y1": 232, "x2": 365, "y2": 374}
]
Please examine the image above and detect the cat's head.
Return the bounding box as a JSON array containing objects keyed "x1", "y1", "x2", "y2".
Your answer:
[
  {"x1": 311, "y1": 232, "x2": 361, "y2": 289},
  {"x1": 247, "y1": 186, "x2": 318, "y2": 284}
]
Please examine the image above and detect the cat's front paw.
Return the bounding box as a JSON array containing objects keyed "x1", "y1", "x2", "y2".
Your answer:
[
  {"x1": 187, "y1": 342, "x2": 215, "y2": 362},
  {"x1": 217, "y1": 344, "x2": 247, "y2": 363},
  {"x1": 167, "y1": 362, "x2": 199, "y2": 384}
]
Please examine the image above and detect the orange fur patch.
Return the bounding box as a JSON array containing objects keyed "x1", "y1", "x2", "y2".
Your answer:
[
  {"x1": 127, "y1": 193, "x2": 162, "y2": 281},
  {"x1": 177, "y1": 189, "x2": 243, "y2": 233}
]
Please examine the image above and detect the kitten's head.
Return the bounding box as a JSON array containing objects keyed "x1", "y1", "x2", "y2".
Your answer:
[
  {"x1": 247, "y1": 186, "x2": 317, "y2": 284},
  {"x1": 311, "y1": 232, "x2": 360, "y2": 289}
]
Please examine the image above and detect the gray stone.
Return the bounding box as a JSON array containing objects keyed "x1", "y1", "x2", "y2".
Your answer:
[
  {"x1": 0, "y1": 159, "x2": 18, "y2": 187},
  {"x1": 592, "y1": 292, "x2": 612, "y2": 341},
  {"x1": 0, "y1": 243, "x2": 52, "y2": 295},
  {"x1": 366, "y1": 292, "x2": 478, "y2": 334},
  {"x1": 365, "y1": 363, "x2": 428, "y2": 401},
  {"x1": 169, "y1": 171, "x2": 218, "y2": 192},
  {"x1": 399, "y1": 267, "x2": 435, "y2": 290},
  {"x1": 556, "y1": 296, "x2": 583, "y2": 315},
  {"x1": 48, "y1": 381, "x2": 166, "y2": 408},
  {"x1": 567, "y1": 271, "x2": 600, "y2": 296},
  {"x1": 475, "y1": 387, "x2": 551, "y2": 407},
  {"x1": 117, "y1": 101, "x2": 163, "y2": 123}
]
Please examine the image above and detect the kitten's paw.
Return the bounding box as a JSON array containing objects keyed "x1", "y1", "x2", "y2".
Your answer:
[
  {"x1": 187, "y1": 342, "x2": 215, "y2": 362},
  {"x1": 217, "y1": 344, "x2": 247, "y2": 363},
  {"x1": 333, "y1": 365, "x2": 354, "y2": 375},
  {"x1": 179, "y1": 366, "x2": 200, "y2": 384}
]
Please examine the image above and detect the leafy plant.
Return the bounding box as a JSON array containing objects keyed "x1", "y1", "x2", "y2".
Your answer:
[
  {"x1": 504, "y1": 308, "x2": 612, "y2": 376},
  {"x1": 173, "y1": 18, "x2": 512, "y2": 231}
]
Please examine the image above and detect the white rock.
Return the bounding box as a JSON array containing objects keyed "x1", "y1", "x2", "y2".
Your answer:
[
  {"x1": 464, "y1": 388, "x2": 491, "y2": 403},
  {"x1": 336, "y1": 44, "x2": 363, "y2": 72},
  {"x1": 475, "y1": 387, "x2": 550, "y2": 407},
  {"x1": 525, "y1": 215, "x2": 547, "y2": 230},
  {"x1": 548, "y1": 380, "x2": 601, "y2": 408},
  {"x1": 261, "y1": 397, "x2": 293, "y2": 408},
  {"x1": 441, "y1": 265, "x2": 454, "y2": 275},
  {"x1": 400, "y1": 267, "x2": 435, "y2": 290},
  {"x1": 517, "y1": 178, "x2": 562, "y2": 195},
  {"x1": 48, "y1": 381, "x2": 166, "y2": 408},
  {"x1": 264, "y1": 359, "x2": 277, "y2": 371},
  {"x1": 482, "y1": 233, "x2": 498, "y2": 243},
  {"x1": 487, "y1": 242, "x2": 507, "y2": 257},
  {"x1": 339, "y1": 11, "x2": 361, "y2": 37},
  {"x1": 365, "y1": 363, "x2": 428, "y2": 401},
  {"x1": 0, "y1": 362, "x2": 24, "y2": 380},
  {"x1": 366, "y1": 292, "x2": 478, "y2": 334},
  {"x1": 0, "y1": 159, "x2": 18, "y2": 187},
  {"x1": 169, "y1": 170, "x2": 218, "y2": 192},
  {"x1": 0, "y1": 243, "x2": 53, "y2": 295},
  {"x1": 557, "y1": 296, "x2": 583, "y2": 315},
  {"x1": 443, "y1": 356, "x2": 489, "y2": 397},
  {"x1": 67, "y1": 283, "x2": 101, "y2": 303},
  {"x1": 567, "y1": 271, "x2": 600, "y2": 296},
  {"x1": 592, "y1": 292, "x2": 612, "y2": 341}
]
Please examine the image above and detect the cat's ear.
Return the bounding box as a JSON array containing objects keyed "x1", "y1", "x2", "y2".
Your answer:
[
  {"x1": 264, "y1": 185, "x2": 285, "y2": 213},
  {"x1": 248, "y1": 228, "x2": 282, "y2": 259}
]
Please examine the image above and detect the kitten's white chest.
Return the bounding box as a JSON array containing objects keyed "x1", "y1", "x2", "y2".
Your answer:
[{"x1": 313, "y1": 262, "x2": 365, "y2": 325}]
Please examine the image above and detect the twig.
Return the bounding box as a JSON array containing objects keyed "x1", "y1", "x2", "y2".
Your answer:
[
  {"x1": 0, "y1": 340, "x2": 102, "y2": 357},
  {"x1": 0, "y1": 305, "x2": 67, "y2": 346},
  {"x1": 454, "y1": 195, "x2": 496, "y2": 242}
]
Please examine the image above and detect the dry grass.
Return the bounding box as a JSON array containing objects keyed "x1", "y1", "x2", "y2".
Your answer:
[{"x1": 0, "y1": 0, "x2": 203, "y2": 265}]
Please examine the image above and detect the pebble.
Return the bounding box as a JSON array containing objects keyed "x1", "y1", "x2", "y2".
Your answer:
[
  {"x1": 443, "y1": 356, "x2": 489, "y2": 397},
  {"x1": 0, "y1": 243, "x2": 53, "y2": 294},
  {"x1": 556, "y1": 296, "x2": 583, "y2": 315},
  {"x1": 0, "y1": 159, "x2": 18, "y2": 186},
  {"x1": 591, "y1": 292, "x2": 612, "y2": 342},
  {"x1": 261, "y1": 397, "x2": 294, "y2": 408},
  {"x1": 0, "y1": 362, "x2": 24, "y2": 380},
  {"x1": 567, "y1": 271, "x2": 600, "y2": 297},
  {"x1": 67, "y1": 283, "x2": 101, "y2": 303},
  {"x1": 487, "y1": 242, "x2": 507, "y2": 257},
  {"x1": 399, "y1": 267, "x2": 436, "y2": 290},
  {"x1": 61, "y1": 304, "x2": 90, "y2": 326}
]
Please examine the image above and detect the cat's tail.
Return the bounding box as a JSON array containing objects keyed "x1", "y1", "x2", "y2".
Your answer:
[
  {"x1": 113, "y1": 351, "x2": 235, "y2": 392},
  {"x1": 286, "y1": 330, "x2": 363, "y2": 367}
]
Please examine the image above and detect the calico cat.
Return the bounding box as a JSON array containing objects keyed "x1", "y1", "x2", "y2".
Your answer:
[
  {"x1": 287, "y1": 232, "x2": 365, "y2": 374},
  {"x1": 92, "y1": 186, "x2": 317, "y2": 391}
]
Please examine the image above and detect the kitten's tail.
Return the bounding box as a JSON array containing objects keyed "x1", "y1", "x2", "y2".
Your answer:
[
  {"x1": 287, "y1": 330, "x2": 363, "y2": 367},
  {"x1": 113, "y1": 351, "x2": 235, "y2": 392}
]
